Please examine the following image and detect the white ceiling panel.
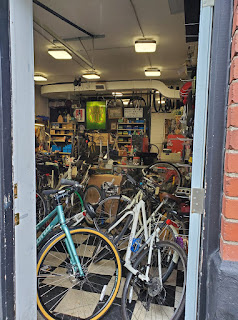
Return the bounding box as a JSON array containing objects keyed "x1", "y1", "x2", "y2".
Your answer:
[{"x1": 33, "y1": 0, "x2": 189, "y2": 86}]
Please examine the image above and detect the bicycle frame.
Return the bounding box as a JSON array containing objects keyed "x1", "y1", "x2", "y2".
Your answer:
[
  {"x1": 111, "y1": 198, "x2": 179, "y2": 283},
  {"x1": 108, "y1": 190, "x2": 167, "y2": 239},
  {"x1": 36, "y1": 202, "x2": 85, "y2": 277}
]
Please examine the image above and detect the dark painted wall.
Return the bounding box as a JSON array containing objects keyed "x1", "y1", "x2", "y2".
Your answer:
[{"x1": 0, "y1": 0, "x2": 15, "y2": 318}]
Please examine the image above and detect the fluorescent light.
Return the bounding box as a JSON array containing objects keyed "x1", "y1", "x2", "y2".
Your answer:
[
  {"x1": 122, "y1": 99, "x2": 130, "y2": 105},
  {"x1": 48, "y1": 49, "x2": 72, "y2": 60},
  {"x1": 135, "y1": 39, "x2": 156, "y2": 52},
  {"x1": 145, "y1": 68, "x2": 161, "y2": 77},
  {"x1": 35, "y1": 123, "x2": 45, "y2": 127},
  {"x1": 34, "y1": 74, "x2": 47, "y2": 81},
  {"x1": 112, "y1": 92, "x2": 123, "y2": 97},
  {"x1": 82, "y1": 71, "x2": 100, "y2": 80}
]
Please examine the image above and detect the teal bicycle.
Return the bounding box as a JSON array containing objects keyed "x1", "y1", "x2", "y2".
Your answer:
[{"x1": 36, "y1": 179, "x2": 122, "y2": 320}]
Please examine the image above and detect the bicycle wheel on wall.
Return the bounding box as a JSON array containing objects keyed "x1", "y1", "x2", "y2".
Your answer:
[
  {"x1": 121, "y1": 240, "x2": 187, "y2": 320},
  {"x1": 37, "y1": 228, "x2": 122, "y2": 320}
]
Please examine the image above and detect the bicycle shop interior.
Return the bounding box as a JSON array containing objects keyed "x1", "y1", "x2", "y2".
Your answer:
[{"x1": 34, "y1": 1, "x2": 199, "y2": 320}]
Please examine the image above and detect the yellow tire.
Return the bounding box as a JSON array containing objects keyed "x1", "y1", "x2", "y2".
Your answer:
[{"x1": 37, "y1": 228, "x2": 122, "y2": 320}]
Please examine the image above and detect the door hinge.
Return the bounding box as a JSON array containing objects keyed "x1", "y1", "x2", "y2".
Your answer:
[
  {"x1": 15, "y1": 213, "x2": 20, "y2": 226},
  {"x1": 14, "y1": 183, "x2": 18, "y2": 199},
  {"x1": 202, "y1": 0, "x2": 215, "y2": 7},
  {"x1": 191, "y1": 188, "x2": 205, "y2": 214}
]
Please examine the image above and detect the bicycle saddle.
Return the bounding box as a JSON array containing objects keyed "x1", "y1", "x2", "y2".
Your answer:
[
  {"x1": 160, "y1": 192, "x2": 182, "y2": 204},
  {"x1": 42, "y1": 189, "x2": 58, "y2": 196}
]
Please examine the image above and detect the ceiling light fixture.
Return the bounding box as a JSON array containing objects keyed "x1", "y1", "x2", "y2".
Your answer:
[
  {"x1": 112, "y1": 92, "x2": 123, "y2": 97},
  {"x1": 82, "y1": 71, "x2": 100, "y2": 80},
  {"x1": 34, "y1": 74, "x2": 47, "y2": 81},
  {"x1": 135, "y1": 39, "x2": 157, "y2": 52},
  {"x1": 145, "y1": 68, "x2": 161, "y2": 77},
  {"x1": 122, "y1": 99, "x2": 130, "y2": 105},
  {"x1": 35, "y1": 123, "x2": 45, "y2": 127},
  {"x1": 48, "y1": 49, "x2": 72, "y2": 60}
]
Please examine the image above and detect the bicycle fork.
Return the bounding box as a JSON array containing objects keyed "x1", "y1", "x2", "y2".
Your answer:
[{"x1": 57, "y1": 205, "x2": 85, "y2": 277}]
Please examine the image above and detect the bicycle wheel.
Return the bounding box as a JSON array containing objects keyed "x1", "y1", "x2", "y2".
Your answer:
[
  {"x1": 84, "y1": 185, "x2": 102, "y2": 206},
  {"x1": 65, "y1": 190, "x2": 84, "y2": 218},
  {"x1": 37, "y1": 228, "x2": 122, "y2": 320},
  {"x1": 36, "y1": 192, "x2": 47, "y2": 224},
  {"x1": 145, "y1": 162, "x2": 182, "y2": 194},
  {"x1": 84, "y1": 185, "x2": 102, "y2": 226},
  {"x1": 121, "y1": 240, "x2": 186, "y2": 320},
  {"x1": 93, "y1": 195, "x2": 131, "y2": 231}
]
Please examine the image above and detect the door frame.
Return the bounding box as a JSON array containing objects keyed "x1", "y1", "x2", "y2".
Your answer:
[
  {"x1": 185, "y1": 2, "x2": 214, "y2": 318},
  {"x1": 1, "y1": 0, "x2": 232, "y2": 318},
  {"x1": 197, "y1": 0, "x2": 233, "y2": 318}
]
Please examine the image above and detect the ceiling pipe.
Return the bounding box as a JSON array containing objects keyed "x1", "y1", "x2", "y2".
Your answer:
[
  {"x1": 41, "y1": 80, "x2": 180, "y2": 99},
  {"x1": 33, "y1": 0, "x2": 94, "y2": 38},
  {"x1": 34, "y1": 18, "x2": 94, "y2": 69}
]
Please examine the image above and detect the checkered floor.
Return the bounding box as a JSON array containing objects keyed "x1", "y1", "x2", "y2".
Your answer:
[{"x1": 37, "y1": 233, "x2": 185, "y2": 320}]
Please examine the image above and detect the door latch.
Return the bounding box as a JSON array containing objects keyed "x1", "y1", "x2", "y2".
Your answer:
[
  {"x1": 15, "y1": 213, "x2": 20, "y2": 226},
  {"x1": 14, "y1": 183, "x2": 18, "y2": 199}
]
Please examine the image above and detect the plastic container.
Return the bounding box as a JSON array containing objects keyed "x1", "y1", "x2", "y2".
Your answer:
[
  {"x1": 133, "y1": 157, "x2": 140, "y2": 165},
  {"x1": 52, "y1": 145, "x2": 61, "y2": 152}
]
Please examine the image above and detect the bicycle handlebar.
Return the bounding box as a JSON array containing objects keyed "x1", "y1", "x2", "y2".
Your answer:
[{"x1": 60, "y1": 179, "x2": 81, "y2": 187}]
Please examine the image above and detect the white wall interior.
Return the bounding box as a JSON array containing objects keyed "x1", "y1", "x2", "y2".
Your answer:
[
  {"x1": 150, "y1": 112, "x2": 176, "y2": 154},
  {"x1": 10, "y1": 0, "x2": 37, "y2": 319},
  {"x1": 35, "y1": 85, "x2": 49, "y2": 117}
]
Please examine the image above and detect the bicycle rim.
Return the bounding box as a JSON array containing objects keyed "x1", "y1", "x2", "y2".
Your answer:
[
  {"x1": 146, "y1": 162, "x2": 182, "y2": 194},
  {"x1": 37, "y1": 228, "x2": 122, "y2": 320},
  {"x1": 121, "y1": 240, "x2": 186, "y2": 320},
  {"x1": 94, "y1": 196, "x2": 131, "y2": 231},
  {"x1": 36, "y1": 192, "x2": 47, "y2": 225}
]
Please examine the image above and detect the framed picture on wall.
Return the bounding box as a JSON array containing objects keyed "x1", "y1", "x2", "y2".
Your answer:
[
  {"x1": 74, "y1": 108, "x2": 85, "y2": 122},
  {"x1": 110, "y1": 121, "x2": 117, "y2": 130},
  {"x1": 124, "y1": 107, "x2": 143, "y2": 118},
  {"x1": 86, "y1": 101, "x2": 107, "y2": 130},
  {"x1": 108, "y1": 107, "x2": 123, "y2": 119}
]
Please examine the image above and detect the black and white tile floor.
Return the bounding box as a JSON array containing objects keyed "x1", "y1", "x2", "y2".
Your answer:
[{"x1": 37, "y1": 241, "x2": 185, "y2": 320}]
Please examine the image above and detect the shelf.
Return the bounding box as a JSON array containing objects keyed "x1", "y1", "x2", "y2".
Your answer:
[
  {"x1": 51, "y1": 122, "x2": 74, "y2": 124},
  {"x1": 118, "y1": 142, "x2": 132, "y2": 144},
  {"x1": 117, "y1": 128, "x2": 144, "y2": 131},
  {"x1": 51, "y1": 134, "x2": 73, "y2": 136},
  {"x1": 118, "y1": 135, "x2": 131, "y2": 137},
  {"x1": 52, "y1": 140, "x2": 72, "y2": 143},
  {"x1": 59, "y1": 152, "x2": 71, "y2": 155},
  {"x1": 118, "y1": 122, "x2": 145, "y2": 125},
  {"x1": 51, "y1": 128, "x2": 74, "y2": 131}
]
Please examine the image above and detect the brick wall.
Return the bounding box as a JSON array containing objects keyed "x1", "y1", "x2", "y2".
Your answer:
[{"x1": 220, "y1": 0, "x2": 238, "y2": 261}]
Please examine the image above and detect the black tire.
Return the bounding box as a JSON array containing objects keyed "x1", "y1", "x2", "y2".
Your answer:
[
  {"x1": 84, "y1": 185, "x2": 102, "y2": 226},
  {"x1": 121, "y1": 240, "x2": 187, "y2": 320},
  {"x1": 65, "y1": 190, "x2": 84, "y2": 219},
  {"x1": 37, "y1": 228, "x2": 122, "y2": 320},
  {"x1": 145, "y1": 161, "x2": 182, "y2": 194},
  {"x1": 36, "y1": 192, "x2": 47, "y2": 225},
  {"x1": 93, "y1": 195, "x2": 131, "y2": 232}
]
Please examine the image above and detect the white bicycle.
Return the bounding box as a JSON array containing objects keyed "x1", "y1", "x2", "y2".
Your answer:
[{"x1": 93, "y1": 175, "x2": 187, "y2": 320}]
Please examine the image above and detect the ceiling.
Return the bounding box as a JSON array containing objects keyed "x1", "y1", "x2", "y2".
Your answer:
[{"x1": 33, "y1": 0, "x2": 196, "y2": 89}]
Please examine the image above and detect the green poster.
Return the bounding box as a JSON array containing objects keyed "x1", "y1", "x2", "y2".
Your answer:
[{"x1": 86, "y1": 101, "x2": 106, "y2": 130}]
